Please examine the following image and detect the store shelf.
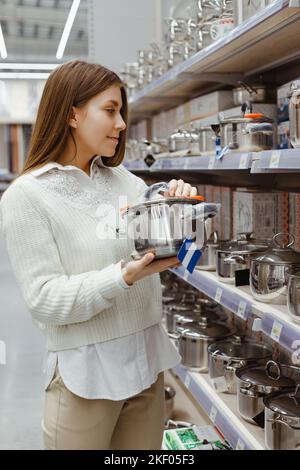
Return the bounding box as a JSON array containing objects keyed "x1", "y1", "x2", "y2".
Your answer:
[
  {"x1": 128, "y1": 0, "x2": 300, "y2": 121},
  {"x1": 170, "y1": 266, "x2": 300, "y2": 356},
  {"x1": 172, "y1": 364, "x2": 265, "y2": 450},
  {"x1": 251, "y1": 149, "x2": 300, "y2": 173},
  {"x1": 125, "y1": 150, "x2": 300, "y2": 174}
]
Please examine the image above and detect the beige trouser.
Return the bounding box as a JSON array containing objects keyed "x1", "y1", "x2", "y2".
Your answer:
[{"x1": 42, "y1": 366, "x2": 165, "y2": 450}]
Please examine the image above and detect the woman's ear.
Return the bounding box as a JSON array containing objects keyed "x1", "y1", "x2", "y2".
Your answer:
[{"x1": 69, "y1": 106, "x2": 78, "y2": 129}]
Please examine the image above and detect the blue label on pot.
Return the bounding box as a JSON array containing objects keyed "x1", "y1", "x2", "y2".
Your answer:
[{"x1": 177, "y1": 239, "x2": 202, "y2": 274}]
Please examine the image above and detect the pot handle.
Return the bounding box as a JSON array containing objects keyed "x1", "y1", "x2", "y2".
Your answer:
[
  {"x1": 266, "y1": 360, "x2": 281, "y2": 381},
  {"x1": 224, "y1": 254, "x2": 247, "y2": 265},
  {"x1": 273, "y1": 232, "x2": 295, "y2": 249},
  {"x1": 268, "y1": 413, "x2": 300, "y2": 431},
  {"x1": 191, "y1": 203, "x2": 220, "y2": 221},
  {"x1": 139, "y1": 181, "x2": 169, "y2": 202}
]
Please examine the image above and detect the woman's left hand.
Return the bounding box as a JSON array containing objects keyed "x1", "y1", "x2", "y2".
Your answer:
[{"x1": 164, "y1": 179, "x2": 198, "y2": 197}]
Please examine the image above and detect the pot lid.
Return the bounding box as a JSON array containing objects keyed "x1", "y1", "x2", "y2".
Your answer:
[
  {"x1": 253, "y1": 233, "x2": 300, "y2": 265},
  {"x1": 127, "y1": 195, "x2": 206, "y2": 213},
  {"x1": 237, "y1": 362, "x2": 296, "y2": 389},
  {"x1": 179, "y1": 319, "x2": 233, "y2": 340},
  {"x1": 168, "y1": 304, "x2": 192, "y2": 313},
  {"x1": 220, "y1": 114, "x2": 273, "y2": 124},
  {"x1": 177, "y1": 310, "x2": 220, "y2": 323},
  {"x1": 208, "y1": 341, "x2": 272, "y2": 361},
  {"x1": 169, "y1": 129, "x2": 199, "y2": 141},
  {"x1": 218, "y1": 233, "x2": 269, "y2": 254},
  {"x1": 265, "y1": 386, "x2": 300, "y2": 418}
]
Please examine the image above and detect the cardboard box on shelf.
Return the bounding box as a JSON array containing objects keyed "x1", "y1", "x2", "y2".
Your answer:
[
  {"x1": 189, "y1": 91, "x2": 234, "y2": 122},
  {"x1": 233, "y1": 189, "x2": 289, "y2": 240},
  {"x1": 277, "y1": 79, "x2": 300, "y2": 124}
]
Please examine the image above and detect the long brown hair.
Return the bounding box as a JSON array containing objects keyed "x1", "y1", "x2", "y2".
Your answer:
[{"x1": 21, "y1": 60, "x2": 128, "y2": 174}]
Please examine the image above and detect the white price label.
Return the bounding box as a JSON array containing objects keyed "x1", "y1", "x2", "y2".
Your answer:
[
  {"x1": 237, "y1": 301, "x2": 247, "y2": 319},
  {"x1": 184, "y1": 159, "x2": 189, "y2": 170},
  {"x1": 209, "y1": 406, "x2": 217, "y2": 424},
  {"x1": 236, "y1": 438, "x2": 245, "y2": 450},
  {"x1": 269, "y1": 150, "x2": 281, "y2": 169},
  {"x1": 208, "y1": 156, "x2": 215, "y2": 169},
  {"x1": 270, "y1": 321, "x2": 283, "y2": 342},
  {"x1": 239, "y1": 153, "x2": 248, "y2": 169},
  {"x1": 184, "y1": 373, "x2": 191, "y2": 389},
  {"x1": 215, "y1": 287, "x2": 223, "y2": 303},
  {"x1": 211, "y1": 376, "x2": 228, "y2": 393}
]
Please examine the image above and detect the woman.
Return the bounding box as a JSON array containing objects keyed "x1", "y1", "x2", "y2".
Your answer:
[{"x1": 0, "y1": 60, "x2": 198, "y2": 450}]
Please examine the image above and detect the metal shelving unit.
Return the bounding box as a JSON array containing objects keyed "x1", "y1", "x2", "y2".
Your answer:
[
  {"x1": 170, "y1": 266, "x2": 300, "y2": 357},
  {"x1": 172, "y1": 365, "x2": 265, "y2": 450},
  {"x1": 128, "y1": 0, "x2": 300, "y2": 121}
]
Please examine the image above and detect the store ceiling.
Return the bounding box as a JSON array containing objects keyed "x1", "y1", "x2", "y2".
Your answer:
[{"x1": 0, "y1": 0, "x2": 88, "y2": 64}]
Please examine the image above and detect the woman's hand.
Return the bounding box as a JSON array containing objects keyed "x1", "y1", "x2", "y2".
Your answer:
[
  {"x1": 164, "y1": 179, "x2": 198, "y2": 197},
  {"x1": 122, "y1": 253, "x2": 180, "y2": 286}
]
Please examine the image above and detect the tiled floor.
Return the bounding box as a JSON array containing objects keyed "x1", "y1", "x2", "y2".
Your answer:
[{"x1": 0, "y1": 239, "x2": 44, "y2": 450}]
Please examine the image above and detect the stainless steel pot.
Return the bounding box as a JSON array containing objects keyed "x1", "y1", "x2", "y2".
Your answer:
[
  {"x1": 167, "y1": 303, "x2": 224, "y2": 334},
  {"x1": 236, "y1": 361, "x2": 300, "y2": 426},
  {"x1": 165, "y1": 386, "x2": 176, "y2": 422},
  {"x1": 289, "y1": 81, "x2": 300, "y2": 149},
  {"x1": 175, "y1": 318, "x2": 235, "y2": 372},
  {"x1": 216, "y1": 233, "x2": 269, "y2": 283},
  {"x1": 197, "y1": 231, "x2": 220, "y2": 271},
  {"x1": 198, "y1": 126, "x2": 216, "y2": 155},
  {"x1": 250, "y1": 233, "x2": 300, "y2": 305},
  {"x1": 124, "y1": 182, "x2": 219, "y2": 260},
  {"x1": 233, "y1": 84, "x2": 276, "y2": 106},
  {"x1": 168, "y1": 129, "x2": 200, "y2": 153},
  {"x1": 288, "y1": 272, "x2": 300, "y2": 324},
  {"x1": 208, "y1": 339, "x2": 273, "y2": 394},
  {"x1": 220, "y1": 113, "x2": 274, "y2": 153},
  {"x1": 264, "y1": 385, "x2": 300, "y2": 450}
]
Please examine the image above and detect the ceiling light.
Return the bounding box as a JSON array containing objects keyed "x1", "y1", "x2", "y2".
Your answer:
[
  {"x1": 0, "y1": 72, "x2": 49, "y2": 79},
  {"x1": 56, "y1": 0, "x2": 81, "y2": 60},
  {"x1": 0, "y1": 63, "x2": 59, "y2": 70},
  {"x1": 0, "y1": 23, "x2": 8, "y2": 59}
]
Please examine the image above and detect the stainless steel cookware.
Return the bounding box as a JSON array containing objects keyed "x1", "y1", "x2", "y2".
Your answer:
[
  {"x1": 236, "y1": 361, "x2": 300, "y2": 426},
  {"x1": 175, "y1": 318, "x2": 235, "y2": 372},
  {"x1": 233, "y1": 83, "x2": 276, "y2": 106},
  {"x1": 168, "y1": 129, "x2": 200, "y2": 153},
  {"x1": 123, "y1": 182, "x2": 219, "y2": 260},
  {"x1": 250, "y1": 233, "x2": 300, "y2": 304},
  {"x1": 220, "y1": 113, "x2": 274, "y2": 152},
  {"x1": 216, "y1": 233, "x2": 269, "y2": 283},
  {"x1": 197, "y1": 231, "x2": 220, "y2": 271},
  {"x1": 288, "y1": 271, "x2": 300, "y2": 324},
  {"x1": 208, "y1": 339, "x2": 273, "y2": 394},
  {"x1": 264, "y1": 385, "x2": 300, "y2": 450}
]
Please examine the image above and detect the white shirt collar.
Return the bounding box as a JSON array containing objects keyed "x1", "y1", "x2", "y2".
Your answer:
[{"x1": 30, "y1": 155, "x2": 106, "y2": 178}]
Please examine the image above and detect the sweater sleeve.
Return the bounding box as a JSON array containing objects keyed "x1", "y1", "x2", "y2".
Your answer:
[{"x1": 0, "y1": 183, "x2": 127, "y2": 326}]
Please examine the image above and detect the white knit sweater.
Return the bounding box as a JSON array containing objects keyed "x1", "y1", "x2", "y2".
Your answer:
[{"x1": 0, "y1": 157, "x2": 163, "y2": 350}]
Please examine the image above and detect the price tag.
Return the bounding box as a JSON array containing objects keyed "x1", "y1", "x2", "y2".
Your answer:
[
  {"x1": 236, "y1": 438, "x2": 245, "y2": 450},
  {"x1": 210, "y1": 406, "x2": 217, "y2": 424},
  {"x1": 239, "y1": 153, "x2": 249, "y2": 169},
  {"x1": 269, "y1": 150, "x2": 281, "y2": 169},
  {"x1": 211, "y1": 376, "x2": 228, "y2": 393},
  {"x1": 184, "y1": 373, "x2": 191, "y2": 389},
  {"x1": 270, "y1": 321, "x2": 283, "y2": 342},
  {"x1": 208, "y1": 156, "x2": 215, "y2": 169},
  {"x1": 237, "y1": 301, "x2": 247, "y2": 319},
  {"x1": 215, "y1": 287, "x2": 223, "y2": 303},
  {"x1": 184, "y1": 159, "x2": 189, "y2": 170}
]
